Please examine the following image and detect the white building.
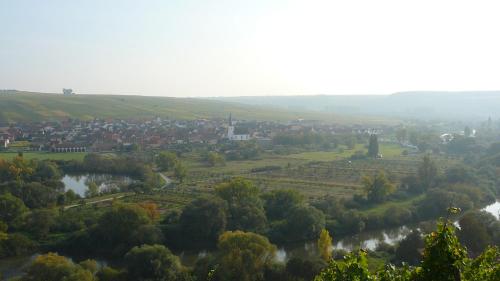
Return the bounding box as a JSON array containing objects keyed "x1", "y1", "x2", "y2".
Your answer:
[
  {"x1": 227, "y1": 114, "x2": 250, "y2": 141},
  {"x1": 63, "y1": 88, "x2": 75, "y2": 95}
]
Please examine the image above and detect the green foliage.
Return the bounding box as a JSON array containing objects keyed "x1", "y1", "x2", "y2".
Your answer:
[
  {"x1": 462, "y1": 246, "x2": 500, "y2": 281},
  {"x1": 205, "y1": 151, "x2": 225, "y2": 167},
  {"x1": 286, "y1": 257, "x2": 327, "y2": 281},
  {"x1": 23, "y1": 209, "x2": 56, "y2": 239},
  {"x1": 85, "y1": 182, "x2": 99, "y2": 198},
  {"x1": 124, "y1": 244, "x2": 186, "y2": 281},
  {"x1": 314, "y1": 250, "x2": 373, "y2": 281},
  {"x1": 417, "y1": 155, "x2": 438, "y2": 191},
  {"x1": 458, "y1": 211, "x2": 499, "y2": 256},
  {"x1": 363, "y1": 171, "x2": 395, "y2": 203},
  {"x1": 93, "y1": 203, "x2": 151, "y2": 256},
  {"x1": 174, "y1": 161, "x2": 188, "y2": 183},
  {"x1": 262, "y1": 189, "x2": 303, "y2": 221},
  {"x1": 156, "y1": 151, "x2": 178, "y2": 171},
  {"x1": 0, "y1": 233, "x2": 37, "y2": 258},
  {"x1": 96, "y1": 266, "x2": 127, "y2": 281},
  {"x1": 393, "y1": 230, "x2": 424, "y2": 266},
  {"x1": 216, "y1": 230, "x2": 277, "y2": 281},
  {"x1": 419, "y1": 219, "x2": 467, "y2": 281},
  {"x1": 216, "y1": 178, "x2": 267, "y2": 232},
  {"x1": 314, "y1": 217, "x2": 500, "y2": 281},
  {"x1": 21, "y1": 252, "x2": 96, "y2": 281},
  {"x1": 180, "y1": 196, "x2": 227, "y2": 246},
  {"x1": 284, "y1": 205, "x2": 326, "y2": 242},
  {"x1": 318, "y1": 229, "x2": 333, "y2": 261},
  {"x1": 368, "y1": 134, "x2": 379, "y2": 158},
  {"x1": 0, "y1": 192, "x2": 27, "y2": 225}
]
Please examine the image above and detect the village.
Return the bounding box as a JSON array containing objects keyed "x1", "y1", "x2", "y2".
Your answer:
[{"x1": 0, "y1": 115, "x2": 392, "y2": 153}]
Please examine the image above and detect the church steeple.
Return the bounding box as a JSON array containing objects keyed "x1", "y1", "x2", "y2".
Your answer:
[{"x1": 229, "y1": 113, "x2": 233, "y2": 126}]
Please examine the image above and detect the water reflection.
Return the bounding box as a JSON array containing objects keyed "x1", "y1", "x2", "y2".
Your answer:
[
  {"x1": 482, "y1": 201, "x2": 500, "y2": 219},
  {"x1": 62, "y1": 173, "x2": 133, "y2": 197}
]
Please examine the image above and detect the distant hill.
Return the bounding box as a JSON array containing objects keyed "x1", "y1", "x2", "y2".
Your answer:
[
  {"x1": 0, "y1": 90, "x2": 381, "y2": 124},
  {"x1": 213, "y1": 91, "x2": 500, "y2": 121}
]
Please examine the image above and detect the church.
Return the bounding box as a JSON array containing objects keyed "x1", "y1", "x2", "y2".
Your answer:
[{"x1": 227, "y1": 114, "x2": 250, "y2": 141}]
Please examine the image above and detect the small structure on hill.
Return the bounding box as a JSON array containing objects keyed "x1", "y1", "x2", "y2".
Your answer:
[{"x1": 63, "y1": 88, "x2": 75, "y2": 95}]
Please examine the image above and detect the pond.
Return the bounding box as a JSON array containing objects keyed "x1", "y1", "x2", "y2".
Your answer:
[{"x1": 62, "y1": 173, "x2": 133, "y2": 197}]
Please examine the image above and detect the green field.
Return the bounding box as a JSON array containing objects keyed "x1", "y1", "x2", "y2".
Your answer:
[
  {"x1": 0, "y1": 91, "x2": 373, "y2": 123},
  {"x1": 0, "y1": 152, "x2": 87, "y2": 161},
  {"x1": 176, "y1": 147, "x2": 458, "y2": 203},
  {"x1": 284, "y1": 143, "x2": 405, "y2": 161}
]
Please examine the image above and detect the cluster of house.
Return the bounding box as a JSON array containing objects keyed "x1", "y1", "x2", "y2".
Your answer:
[{"x1": 0, "y1": 115, "x2": 391, "y2": 153}]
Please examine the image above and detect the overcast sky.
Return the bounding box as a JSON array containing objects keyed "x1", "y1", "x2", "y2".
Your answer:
[{"x1": 1, "y1": 0, "x2": 499, "y2": 97}]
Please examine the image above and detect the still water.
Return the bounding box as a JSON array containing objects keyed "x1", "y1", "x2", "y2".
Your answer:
[{"x1": 62, "y1": 173, "x2": 133, "y2": 197}]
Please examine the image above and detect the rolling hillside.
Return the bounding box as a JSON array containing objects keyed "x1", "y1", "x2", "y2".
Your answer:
[
  {"x1": 213, "y1": 91, "x2": 500, "y2": 121},
  {"x1": 0, "y1": 90, "x2": 377, "y2": 124}
]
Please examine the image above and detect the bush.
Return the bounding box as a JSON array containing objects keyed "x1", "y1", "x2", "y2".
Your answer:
[
  {"x1": 0, "y1": 233, "x2": 38, "y2": 258},
  {"x1": 251, "y1": 165, "x2": 282, "y2": 173},
  {"x1": 384, "y1": 206, "x2": 413, "y2": 226}
]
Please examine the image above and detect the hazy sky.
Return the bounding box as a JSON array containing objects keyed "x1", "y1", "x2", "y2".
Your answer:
[{"x1": 1, "y1": 0, "x2": 500, "y2": 97}]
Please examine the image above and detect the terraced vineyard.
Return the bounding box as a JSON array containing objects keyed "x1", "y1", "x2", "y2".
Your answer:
[{"x1": 180, "y1": 151, "x2": 460, "y2": 202}]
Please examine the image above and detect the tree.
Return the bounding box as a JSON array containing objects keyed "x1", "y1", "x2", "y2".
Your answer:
[
  {"x1": 318, "y1": 229, "x2": 333, "y2": 262},
  {"x1": 262, "y1": 189, "x2": 303, "y2": 221},
  {"x1": 21, "y1": 252, "x2": 96, "y2": 281},
  {"x1": 362, "y1": 171, "x2": 395, "y2": 203},
  {"x1": 16, "y1": 182, "x2": 58, "y2": 209},
  {"x1": 85, "y1": 182, "x2": 99, "y2": 198},
  {"x1": 93, "y1": 203, "x2": 151, "y2": 256},
  {"x1": 24, "y1": 209, "x2": 56, "y2": 239},
  {"x1": 417, "y1": 155, "x2": 438, "y2": 191},
  {"x1": 368, "y1": 134, "x2": 379, "y2": 158},
  {"x1": 156, "y1": 151, "x2": 178, "y2": 171},
  {"x1": 31, "y1": 160, "x2": 61, "y2": 181},
  {"x1": 206, "y1": 151, "x2": 225, "y2": 167},
  {"x1": 464, "y1": 126, "x2": 472, "y2": 137},
  {"x1": 96, "y1": 266, "x2": 127, "y2": 281},
  {"x1": 217, "y1": 231, "x2": 277, "y2": 281},
  {"x1": 285, "y1": 205, "x2": 326, "y2": 242},
  {"x1": 458, "y1": 211, "x2": 495, "y2": 256},
  {"x1": 393, "y1": 230, "x2": 424, "y2": 265},
  {"x1": 396, "y1": 128, "x2": 407, "y2": 144},
  {"x1": 138, "y1": 202, "x2": 161, "y2": 221},
  {"x1": 180, "y1": 197, "x2": 227, "y2": 246},
  {"x1": 0, "y1": 193, "x2": 27, "y2": 225},
  {"x1": 124, "y1": 244, "x2": 186, "y2": 281},
  {"x1": 174, "y1": 162, "x2": 187, "y2": 183},
  {"x1": 216, "y1": 178, "x2": 267, "y2": 232},
  {"x1": 286, "y1": 257, "x2": 326, "y2": 281}
]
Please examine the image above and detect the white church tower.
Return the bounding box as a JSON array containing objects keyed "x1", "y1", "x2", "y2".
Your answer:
[
  {"x1": 226, "y1": 113, "x2": 250, "y2": 141},
  {"x1": 227, "y1": 113, "x2": 235, "y2": 139}
]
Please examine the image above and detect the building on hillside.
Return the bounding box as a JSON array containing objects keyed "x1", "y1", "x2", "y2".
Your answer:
[
  {"x1": 227, "y1": 113, "x2": 250, "y2": 141},
  {"x1": 63, "y1": 88, "x2": 75, "y2": 95},
  {"x1": 51, "y1": 143, "x2": 87, "y2": 152}
]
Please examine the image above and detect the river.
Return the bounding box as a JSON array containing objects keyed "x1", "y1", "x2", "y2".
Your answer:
[
  {"x1": 1, "y1": 201, "x2": 498, "y2": 279},
  {"x1": 178, "y1": 200, "x2": 500, "y2": 265}
]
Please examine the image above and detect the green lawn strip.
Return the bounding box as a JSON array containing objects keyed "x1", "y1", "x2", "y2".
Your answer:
[
  {"x1": 0, "y1": 152, "x2": 87, "y2": 161},
  {"x1": 359, "y1": 194, "x2": 425, "y2": 216}
]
